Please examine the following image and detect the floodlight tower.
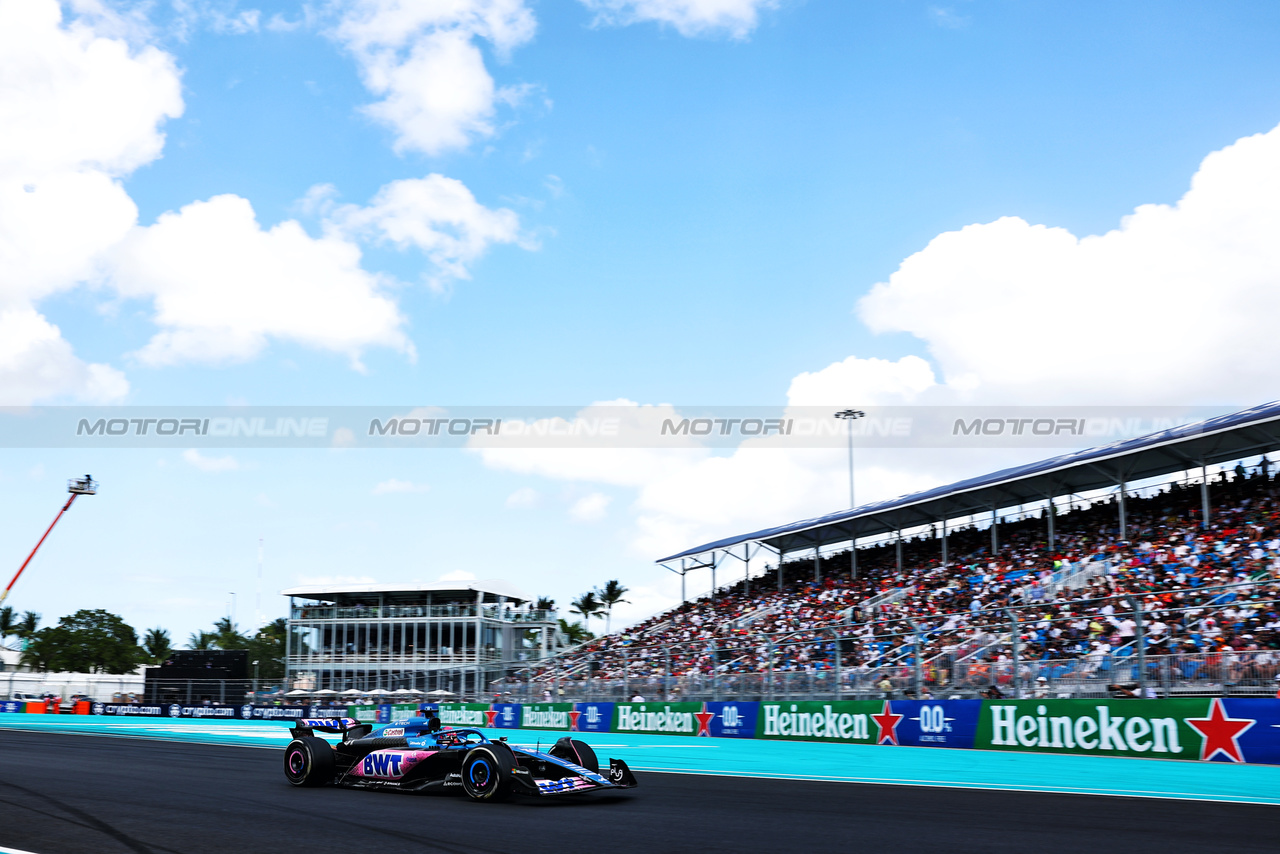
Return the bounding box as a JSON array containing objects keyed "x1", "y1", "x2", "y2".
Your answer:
[{"x1": 1, "y1": 475, "x2": 98, "y2": 605}]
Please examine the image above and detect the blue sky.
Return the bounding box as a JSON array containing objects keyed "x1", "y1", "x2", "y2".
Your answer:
[{"x1": 4, "y1": 0, "x2": 1280, "y2": 642}]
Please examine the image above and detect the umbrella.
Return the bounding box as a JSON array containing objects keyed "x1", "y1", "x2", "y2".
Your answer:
[
  {"x1": 312, "y1": 689, "x2": 338, "y2": 696},
  {"x1": 425, "y1": 689, "x2": 457, "y2": 697},
  {"x1": 398, "y1": 688, "x2": 424, "y2": 696},
  {"x1": 285, "y1": 689, "x2": 311, "y2": 697},
  {"x1": 339, "y1": 688, "x2": 364, "y2": 696}
]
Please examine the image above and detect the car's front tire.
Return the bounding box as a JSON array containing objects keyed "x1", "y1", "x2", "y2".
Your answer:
[
  {"x1": 284, "y1": 737, "x2": 335, "y2": 787},
  {"x1": 461, "y1": 745, "x2": 514, "y2": 802}
]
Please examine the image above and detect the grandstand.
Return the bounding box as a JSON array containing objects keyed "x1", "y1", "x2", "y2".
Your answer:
[{"x1": 501, "y1": 401, "x2": 1280, "y2": 703}]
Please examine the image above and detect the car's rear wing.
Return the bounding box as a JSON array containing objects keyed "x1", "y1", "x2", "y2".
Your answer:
[{"x1": 288, "y1": 717, "x2": 372, "y2": 740}]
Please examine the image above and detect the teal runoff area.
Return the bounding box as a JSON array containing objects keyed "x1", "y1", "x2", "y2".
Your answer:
[{"x1": 1, "y1": 716, "x2": 1278, "y2": 805}]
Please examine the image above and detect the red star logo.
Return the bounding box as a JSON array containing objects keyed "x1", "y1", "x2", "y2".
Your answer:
[
  {"x1": 694, "y1": 704, "x2": 716, "y2": 737},
  {"x1": 1185, "y1": 698, "x2": 1255, "y2": 762},
  {"x1": 568, "y1": 709, "x2": 582, "y2": 731},
  {"x1": 484, "y1": 708, "x2": 499, "y2": 727},
  {"x1": 871, "y1": 701, "x2": 903, "y2": 745}
]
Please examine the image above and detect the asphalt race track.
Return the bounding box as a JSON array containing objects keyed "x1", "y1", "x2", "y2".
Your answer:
[{"x1": 2, "y1": 730, "x2": 1278, "y2": 854}]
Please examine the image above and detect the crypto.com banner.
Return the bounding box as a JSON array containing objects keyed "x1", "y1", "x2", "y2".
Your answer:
[{"x1": 0, "y1": 405, "x2": 1228, "y2": 449}]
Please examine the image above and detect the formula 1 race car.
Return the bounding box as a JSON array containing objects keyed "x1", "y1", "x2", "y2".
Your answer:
[{"x1": 282, "y1": 717, "x2": 638, "y2": 802}]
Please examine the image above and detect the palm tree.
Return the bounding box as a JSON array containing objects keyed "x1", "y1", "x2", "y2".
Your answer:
[
  {"x1": 557, "y1": 618, "x2": 592, "y2": 645},
  {"x1": 570, "y1": 591, "x2": 601, "y2": 629},
  {"x1": 212, "y1": 617, "x2": 248, "y2": 650},
  {"x1": 535, "y1": 597, "x2": 556, "y2": 612},
  {"x1": 187, "y1": 630, "x2": 216, "y2": 650},
  {"x1": 15, "y1": 611, "x2": 39, "y2": 643},
  {"x1": 143, "y1": 628, "x2": 172, "y2": 664},
  {"x1": 596, "y1": 580, "x2": 630, "y2": 635},
  {"x1": 0, "y1": 606, "x2": 15, "y2": 648}
]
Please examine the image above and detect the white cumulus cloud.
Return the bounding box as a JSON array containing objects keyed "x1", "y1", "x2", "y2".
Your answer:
[
  {"x1": 579, "y1": 0, "x2": 778, "y2": 38},
  {"x1": 109, "y1": 194, "x2": 413, "y2": 369},
  {"x1": 328, "y1": 0, "x2": 536, "y2": 155},
  {"x1": 329, "y1": 174, "x2": 525, "y2": 289},
  {"x1": 0, "y1": 0, "x2": 182, "y2": 403}
]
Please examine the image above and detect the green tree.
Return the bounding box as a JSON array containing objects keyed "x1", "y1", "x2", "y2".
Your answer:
[
  {"x1": 212, "y1": 617, "x2": 249, "y2": 650},
  {"x1": 596, "y1": 580, "x2": 630, "y2": 634},
  {"x1": 16, "y1": 611, "x2": 39, "y2": 642},
  {"x1": 187, "y1": 630, "x2": 217, "y2": 650},
  {"x1": 0, "y1": 606, "x2": 15, "y2": 647},
  {"x1": 142, "y1": 628, "x2": 173, "y2": 664},
  {"x1": 245, "y1": 618, "x2": 286, "y2": 681},
  {"x1": 557, "y1": 618, "x2": 593, "y2": 645},
  {"x1": 535, "y1": 597, "x2": 556, "y2": 612},
  {"x1": 19, "y1": 610, "x2": 143, "y2": 674},
  {"x1": 570, "y1": 591, "x2": 601, "y2": 629}
]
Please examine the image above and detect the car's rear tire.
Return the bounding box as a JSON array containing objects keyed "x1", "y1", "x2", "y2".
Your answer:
[
  {"x1": 284, "y1": 737, "x2": 335, "y2": 787},
  {"x1": 552, "y1": 737, "x2": 600, "y2": 774},
  {"x1": 461, "y1": 745, "x2": 514, "y2": 801}
]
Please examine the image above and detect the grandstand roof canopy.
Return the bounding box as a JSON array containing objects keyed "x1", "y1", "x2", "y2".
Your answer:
[
  {"x1": 657, "y1": 400, "x2": 1280, "y2": 564},
  {"x1": 281, "y1": 579, "x2": 534, "y2": 604}
]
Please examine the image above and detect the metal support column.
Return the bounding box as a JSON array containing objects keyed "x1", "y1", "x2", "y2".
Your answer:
[
  {"x1": 813, "y1": 544, "x2": 821, "y2": 583},
  {"x1": 777, "y1": 549, "x2": 785, "y2": 592},
  {"x1": 991, "y1": 508, "x2": 999, "y2": 554},
  {"x1": 941, "y1": 519, "x2": 948, "y2": 565},
  {"x1": 1006, "y1": 610, "x2": 1021, "y2": 699},
  {"x1": 908, "y1": 618, "x2": 923, "y2": 698},
  {"x1": 895, "y1": 533, "x2": 903, "y2": 573},
  {"x1": 710, "y1": 552, "x2": 717, "y2": 601},
  {"x1": 1127, "y1": 594, "x2": 1147, "y2": 697},
  {"x1": 1047, "y1": 499, "x2": 1055, "y2": 547},
  {"x1": 1118, "y1": 482, "x2": 1127, "y2": 541},
  {"x1": 1201, "y1": 465, "x2": 1211, "y2": 529},
  {"x1": 850, "y1": 538, "x2": 858, "y2": 579},
  {"x1": 680, "y1": 559, "x2": 686, "y2": 604},
  {"x1": 743, "y1": 544, "x2": 750, "y2": 596},
  {"x1": 829, "y1": 628, "x2": 842, "y2": 702}
]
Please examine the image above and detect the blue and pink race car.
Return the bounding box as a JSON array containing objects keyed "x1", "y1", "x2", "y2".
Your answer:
[{"x1": 283, "y1": 716, "x2": 638, "y2": 802}]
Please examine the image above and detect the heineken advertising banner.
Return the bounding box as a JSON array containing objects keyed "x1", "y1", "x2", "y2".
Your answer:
[
  {"x1": 435, "y1": 703, "x2": 492, "y2": 727},
  {"x1": 754, "y1": 700, "x2": 983, "y2": 748},
  {"x1": 613, "y1": 702, "x2": 704, "y2": 736},
  {"x1": 706, "y1": 701, "x2": 759, "y2": 738},
  {"x1": 521, "y1": 703, "x2": 575, "y2": 730},
  {"x1": 976, "y1": 698, "x2": 1280, "y2": 764}
]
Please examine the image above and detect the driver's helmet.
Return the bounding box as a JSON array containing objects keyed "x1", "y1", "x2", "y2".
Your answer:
[{"x1": 436, "y1": 729, "x2": 463, "y2": 746}]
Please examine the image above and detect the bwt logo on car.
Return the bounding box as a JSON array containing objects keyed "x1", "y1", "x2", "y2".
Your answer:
[
  {"x1": 616, "y1": 705, "x2": 694, "y2": 733},
  {"x1": 362, "y1": 753, "x2": 405, "y2": 777}
]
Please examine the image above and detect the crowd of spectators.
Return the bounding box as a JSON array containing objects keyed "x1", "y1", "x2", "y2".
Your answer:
[{"x1": 527, "y1": 460, "x2": 1280, "y2": 692}]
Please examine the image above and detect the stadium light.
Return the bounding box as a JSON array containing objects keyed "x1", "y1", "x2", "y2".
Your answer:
[
  {"x1": 1, "y1": 475, "x2": 98, "y2": 605},
  {"x1": 833, "y1": 411, "x2": 865, "y2": 509}
]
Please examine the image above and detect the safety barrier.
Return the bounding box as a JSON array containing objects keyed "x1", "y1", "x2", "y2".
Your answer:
[
  {"x1": 431, "y1": 698, "x2": 1280, "y2": 764},
  {"x1": 5, "y1": 695, "x2": 1277, "y2": 765}
]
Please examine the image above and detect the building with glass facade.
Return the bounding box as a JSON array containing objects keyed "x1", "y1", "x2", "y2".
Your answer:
[{"x1": 283, "y1": 580, "x2": 557, "y2": 698}]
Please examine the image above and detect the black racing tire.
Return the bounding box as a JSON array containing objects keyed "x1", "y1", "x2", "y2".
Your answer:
[
  {"x1": 461, "y1": 745, "x2": 514, "y2": 802},
  {"x1": 284, "y1": 737, "x2": 335, "y2": 787}
]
